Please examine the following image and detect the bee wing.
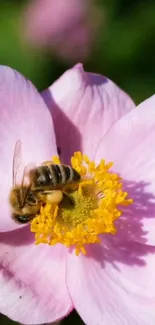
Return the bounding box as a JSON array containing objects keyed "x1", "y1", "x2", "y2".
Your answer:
[
  {"x1": 13, "y1": 140, "x2": 36, "y2": 207},
  {"x1": 22, "y1": 163, "x2": 36, "y2": 188},
  {"x1": 12, "y1": 139, "x2": 36, "y2": 187},
  {"x1": 12, "y1": 139, "x2": 24, "y2": 187}
]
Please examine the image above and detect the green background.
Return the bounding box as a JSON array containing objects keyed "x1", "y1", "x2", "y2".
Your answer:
[{"x1": 0, "y1": 0, "x2": 155, "y2": 324}]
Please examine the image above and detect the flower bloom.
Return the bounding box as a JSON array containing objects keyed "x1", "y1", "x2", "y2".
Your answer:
[
  {"x1": 31, "y1": 153, "x2": 132, "y2": 255},
  {"x1": 23, "y1": 0, "x2": 101, "y2": 62},
  {"x1": 0, "y1": 64, "x2": 155, "y2": 325}
]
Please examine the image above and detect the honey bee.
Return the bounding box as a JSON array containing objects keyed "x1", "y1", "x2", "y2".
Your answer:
[{"x1": 9, "y1": 140, "x2": 81, "y2": 224}]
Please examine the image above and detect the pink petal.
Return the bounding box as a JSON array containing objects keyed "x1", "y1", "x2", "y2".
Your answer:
[
  {"x1": 0, "y1": 66, "x2": 57, "y2": 232},
  {"x1": 0, "y1": 228, "x2": 72, "y2": 324},
  {"x1": 95, "y1": 95, "x2": 155, "y2": 245},
  {"x1": 67, "y1": 238, "x2": 155, "y2": 325},
  {"x1": 42, "y1": 64, "x2": 135, "y2": 164}
]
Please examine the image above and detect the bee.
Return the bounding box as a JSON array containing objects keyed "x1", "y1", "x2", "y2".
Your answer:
[
  {"x1": 30, "y1": 160, "x2": 81, "y2": 206},
  {"x1": 31, "y1": 163, "x2": 81, "y2": 190},
  {"x1": 9, "y1": 140, "x2": 81, "y2": 224},
  {"x1": 9, "y1": 140, "x2": 40, "y2": 223}
]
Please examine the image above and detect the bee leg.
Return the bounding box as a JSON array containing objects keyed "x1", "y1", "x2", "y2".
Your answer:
[{"x1": 62, "y1": 191, "x2": 75, "y2": 206}]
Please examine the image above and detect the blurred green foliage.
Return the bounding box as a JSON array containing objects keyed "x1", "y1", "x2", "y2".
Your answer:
[{"x1": 0, "y1": 0, "x2": 155, "y2": 324}]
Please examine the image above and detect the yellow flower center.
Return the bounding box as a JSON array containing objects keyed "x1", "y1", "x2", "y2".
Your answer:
[{"x1": 30, "y1": 152, "x2": 133, "y2": 255}]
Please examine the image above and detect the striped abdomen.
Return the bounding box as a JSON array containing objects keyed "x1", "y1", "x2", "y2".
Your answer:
[{"x1": 32, "y1": 164, "x2": 81, "y2": 189}]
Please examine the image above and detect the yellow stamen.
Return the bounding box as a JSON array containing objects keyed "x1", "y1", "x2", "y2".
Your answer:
[
  {"x1": 52, "y1": 156, "x2": 61, "y2": 164},
  {"x1": 30, "y1": 152, "x2": 133, "y2": 255}
]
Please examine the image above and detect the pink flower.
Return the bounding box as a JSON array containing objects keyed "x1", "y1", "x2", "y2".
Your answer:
[
  {"x1": 0, "y1": 64, "x2": 155, "y2": 325},
  {"x1": 23, "y1": 0, "x2": 101, "y2": 62}
]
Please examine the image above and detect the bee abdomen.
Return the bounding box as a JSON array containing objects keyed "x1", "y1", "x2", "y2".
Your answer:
[
  {"x1": 33, "y1": 164, "x2": 81, "y2": 188},
  {"x1": 33, "y1": 165, "x2": 55, "y2": 187},
  {"x1": 60, "y1": 165, "x2": 81, "y2": 184}
]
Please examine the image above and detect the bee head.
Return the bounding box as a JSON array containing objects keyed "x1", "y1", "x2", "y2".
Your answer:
[
  {"x1": 14, "y1": 213, "x2": 35, "y2": 224},
  {"x1": 9, "y1": 187, "x2": 23, "y2": 209}
]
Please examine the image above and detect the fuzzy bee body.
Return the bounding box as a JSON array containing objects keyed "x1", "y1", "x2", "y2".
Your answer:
[
  {"x1": 10, "y1": 140, "x2": 81, "y2": 224},
  {"x1": 32, "y1": 164, "x2": 81, "y2": 190}
]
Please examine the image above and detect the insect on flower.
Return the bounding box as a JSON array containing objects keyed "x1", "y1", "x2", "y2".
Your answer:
[
  {"x1": 10, "y1": 140, "x2": 82, "y2": 224},
  {"x1": 9, "y1": 140, "x2": 133, "y2": 255},
  {"x1": 1, "y1": 64, "x2": 155, "y2": 325}
]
